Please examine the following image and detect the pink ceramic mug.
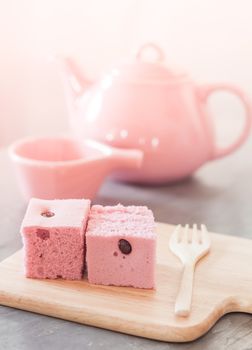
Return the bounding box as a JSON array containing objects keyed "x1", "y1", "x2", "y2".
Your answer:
[{"x1": 9, "y1": 136, "x2": 143, "y2": 201}]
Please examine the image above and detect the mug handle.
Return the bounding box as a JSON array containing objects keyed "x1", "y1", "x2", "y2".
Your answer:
[{"x1": 199, "y1": 84, "x2": 252, "y2": 160}]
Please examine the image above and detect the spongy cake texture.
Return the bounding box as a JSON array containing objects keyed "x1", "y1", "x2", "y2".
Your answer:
[
  {"x1": 21, "y1": 198, "x2": 90, "y2": 280},
  {"x1": 87, "y1": 204, "x2": 155, "y2": 238},
  {"x1": 86, "y1": 204, "x2": 156, "y2": 288}
]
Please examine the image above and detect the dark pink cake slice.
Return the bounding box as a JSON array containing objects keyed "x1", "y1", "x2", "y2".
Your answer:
[
  {"x1": 86, "y1": 204, "x2": 156, "y2": 289},
  {"x1": 21, "y1": 198, "x2": 90, "y2": 280}
]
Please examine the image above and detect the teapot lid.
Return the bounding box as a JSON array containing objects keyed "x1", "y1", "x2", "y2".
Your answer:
[{"x1": 108, "y1": 43, "x2": 186, "y2": 83}]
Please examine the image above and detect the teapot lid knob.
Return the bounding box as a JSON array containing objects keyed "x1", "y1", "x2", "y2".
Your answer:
[
  {"x1": 104, "y1": 42, "x2": 186, "y2": 82},
  {"x1": 136, "y1": 43, "x2": 165, "y2": 63}
]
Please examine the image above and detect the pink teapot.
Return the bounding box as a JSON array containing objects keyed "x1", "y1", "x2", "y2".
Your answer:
[{"x1": 57, "y1": 43, "x2": 252, "y2": 183}]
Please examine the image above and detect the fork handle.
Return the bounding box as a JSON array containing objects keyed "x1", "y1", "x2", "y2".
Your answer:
[{"x1": 175, "y1": 262, "x2": 195, "y2": 317}]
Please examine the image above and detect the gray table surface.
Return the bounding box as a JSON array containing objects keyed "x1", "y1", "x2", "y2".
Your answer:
[{"x1": 1, "y1": 139, "x2": 252, "y2": 350}]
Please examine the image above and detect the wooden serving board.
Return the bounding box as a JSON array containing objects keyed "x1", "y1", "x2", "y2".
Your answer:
[{"x1": 0, "y1": 223, "x2": 252, "y2": 342}]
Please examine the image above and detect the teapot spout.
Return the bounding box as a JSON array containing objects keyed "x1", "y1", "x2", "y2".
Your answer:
[{"x1": 54, "y1": 56, "x2": 92, "y2": 100}]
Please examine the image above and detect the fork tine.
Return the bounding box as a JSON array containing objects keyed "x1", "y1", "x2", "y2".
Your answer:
[
  {"x1": 170, "y1": 225, "x2": 181, "y2": 244},
  {"x1": 181, "y1": 224, "x2": 189, "y2": 243},
  {"x1": 201, "y1": 224, "x2": 210, "y2": 246},
  {"x1": 192, "y1": 223, "x2": 198, "y2": 243}
]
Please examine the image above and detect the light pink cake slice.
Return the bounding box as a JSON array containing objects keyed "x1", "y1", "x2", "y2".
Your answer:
[
  {"x1": 21, "y1": 198, "x2": 90, "y2": 280},
  {"x1": 86, "y1": 204, "x2": 156, "y2": 289}
]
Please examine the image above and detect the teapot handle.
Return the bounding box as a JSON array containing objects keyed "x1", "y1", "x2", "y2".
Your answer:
[{"x1": 199, "y1": 84, "x2": 252, "y2": 160}]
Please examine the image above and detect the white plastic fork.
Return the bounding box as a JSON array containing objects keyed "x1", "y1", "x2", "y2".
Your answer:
[{"x1": 169, "y1": 224, "x2": 211, "y2": 317}]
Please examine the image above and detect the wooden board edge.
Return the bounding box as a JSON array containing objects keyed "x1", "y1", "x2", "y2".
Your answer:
[{"x1": 0, "y1": 288, "x2": 241, "y2": 342}]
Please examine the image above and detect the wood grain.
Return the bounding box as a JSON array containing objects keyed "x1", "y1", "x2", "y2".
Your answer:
[{"x1": 0, "y1": 222, "x2": 251, "y2": 342}]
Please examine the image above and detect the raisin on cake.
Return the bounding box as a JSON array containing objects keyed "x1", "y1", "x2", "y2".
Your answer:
[
  {"x1": 21, "y1": 198, "x2": 90, "y2": 280},
  {"x1": 86, "y1": 204, "x2": 156, "y2": 289}
]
